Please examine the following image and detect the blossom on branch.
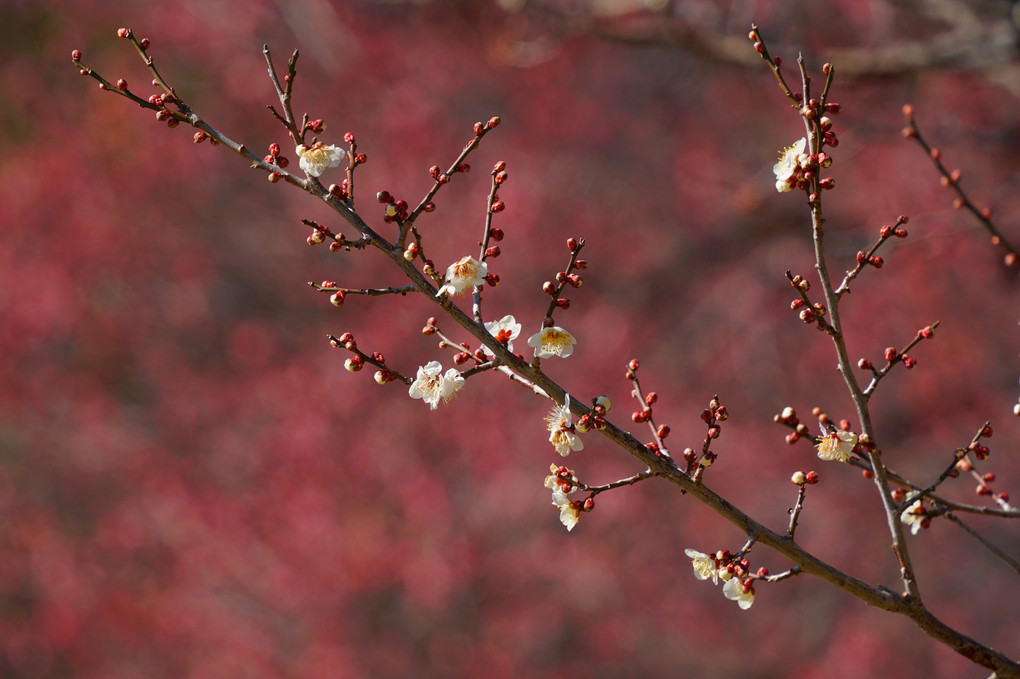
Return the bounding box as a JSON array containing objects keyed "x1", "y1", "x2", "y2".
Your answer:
[
  {"x1": 723, "y1": 577, "x2": 755, "y2": 610},
  {"x1": 551, "y1": 488, "x2": 581, "y2": 531},
  {"x1": 527, "y1": 326, "x2": 577, "y2": 359},
  {"x1": 483, "y1": 314, "x2": 521, "y2": 356},
  {"x1": 408, "y1": 361, "x2": 465, "y2": 410},
  {"x1": 296, "y1": 142, "x2": 346, "y2": 177},
  {"x1": 900, "y1": 497, "x2": 927, "y2": 535},
  {"x1": 684, "y1": 548, "x2": 719, "y2": 585},
  {"x1": 773, "y1": 137, "x2": 807, "y2": 192},
  {"x1": 815, "y1": 430, "x2": 858, "y2": 463},
  {"x1": 545, "y1": 394, "x2": 584, "y2": 456},
  {"x1": 436, "y1": 256, "x2": 487, "y2": 297}
]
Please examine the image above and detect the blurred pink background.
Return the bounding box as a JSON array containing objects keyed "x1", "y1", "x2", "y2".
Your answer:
[{"x1": 1, "y1": 1, "x2": 1018, "y2": 677}]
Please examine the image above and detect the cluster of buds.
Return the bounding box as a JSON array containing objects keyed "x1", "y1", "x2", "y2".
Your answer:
[
  {"x1": 575, "y1": 395, "x2": 611, "y2": 434},
  {"x1": 472, "y1": 116, "x2": 501, "y2": 137},
  {"x1": 775, "y1": 406, "x2": 811, "y2": 444},
  {"x1": 790, "y1": 470, "x2": 820, "y2": 485},
  {"x1": 429, "y1": 161, "x2": 469, "y2": 186},
  {"x1": 329, "y1": 332, "x2": 394, "y2": 385},
  {"x1": 376, "y1": 190, "x2": 410, "y2": 224},
  {"x1": 305, "y1": 221, "x2": 346, "y2": 252},
  {"x1": 540, "y1": 238, "x2": 586, "y2": 311},
  {"x1": 682, "y1": 396, "x2": 727, "y2": 472},
  {"x1": 263, "y1": 142, "x2": 290, "y2": 170}
]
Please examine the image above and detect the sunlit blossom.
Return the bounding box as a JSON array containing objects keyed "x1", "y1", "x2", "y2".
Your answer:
[
  {"x1": 436, "y1": 256, "x2": 488, "y2": 297},
  {"x1": 684, "y1": 548, "x2": 718, "y2": 585},
  {"x1": 296, "y1": 142, "x2": 346, "y2": 177},
  {"x1": 551, "y1": 488, "x2": 581, "y2": 531},
  {"x1": 816, "y1": 430, "x2": 858, "y2": 463},
  {"x1": 408, "y1": 361, "x2": 464, "y2": 410},
  {"x1": 483, "y1": 314, "x2": 521, "y2": 356},
  {"x1": 773, "y1": 137, "x2": 806, "y2": 192},
  {"x1": 723, "y1": 577, "x2": 755, "y2": 610},
  {"x1": 545, "y1": 394, "x2": 584, "y2": 456},
  {"x1": 527, "y1": 326, "x2": 577, "y2": 359}
]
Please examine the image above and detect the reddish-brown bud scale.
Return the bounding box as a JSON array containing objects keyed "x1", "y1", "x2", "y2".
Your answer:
[
  {"x1": 977, "y1": 485, "x2": 992, "y2": 496},
  {"x1": 344, "y1": 132, "x2": 355, "y2": 143},
  {"x1": 489, "y1": 228, "x2": 504, "y2": 241},
  {"x1": 805, "y1": 471, "x2": 819, "y2": 484},
  {"x1": 901, "y1": 128, "x2": 916, "y2": 139},
  {"x1": 880, "y1": 225, "x2": 894, "y2": 238},
  {"x1": 484, "y1": 274, "x2": 499, "y2": 287},
  {"x1": 139, "y1": 38, "x2": 150, "y2": 49},
  {"x1": 473, "y1": 122, "x2": 484, "y2": 135},
  {"x1": 858, "y1": 358, "x2": 873, "y2": 371},
  {"x1": 862, "y1": 469, "x2": 874, "y2": 479},
  {"x1": 485, "y1": 246, "x2": 501, "y2": 258},
  {"x1": 494, "y1": 171, "x2": 508, "y2": 184},
  {"x1": 791, "y1": 299, "x2": 804, "y2": 310},
  {"x1": 456, "y1": 163, "x2": 470, "y2": 173},
  {"x1": 645, "y1": 392, "x2": 658, "y2": 405},
  {"x1": 799, "y1": 309, "x2": 815, "y2": 324},
  {"x1": 567, "y1": 237, "x2": 578, "y2": 251},
  {"x1": 869, "y1": 256, "x2": 884, "y2": 268},
  {"x1": 487, "y1": 116, "x2": 501, "y2": 128},
  {"x1": 903, "y1": 356, "x2": 917, "y2": 369},
  {"x1": 786, "y1": 432, "x2": 799, "y2": 444},
  {"x1": 894, "y1": 228, "x2": 908, "y2": 238},
  {"x1": 376, "y1": 191, "x2": 391, "y2": 203},
  {"x1": 72, "y1": 49, "x2": 82, "y2": 61},
  {"x1": 754, "y1": 41, "x2": 764, "y2": 53},
  {"x1": 490, "y1": 201, "x2": 505, "y2": 213},
  {"x1": 542, "y1": 281, "x2": 556, "y2": 295},
  {"x1": 117, "y1": 27, "x2": 130, "y2": 38},
  {"x1": 774, "y1": 56, "x2": 782, "y2": 67},
  {"x1": 919, "y1": 326, "x2": 934, "y2": 339},
  {"x1": 574, "y1": 260, "x2": 587, "y2": 270},
  {"x1": 355, "y1": 153, "x2": 367, "y2": 164},
  {"x1": 555, "y1": 298, "x2": 570, "y2": 309},
  {"x1": 166, "y1": 118, "x2": 179, "y2": 129},
  {"x1": 629, "y1": 359, "x2": 640, "y2": 371},
  {"x1": 884, "y1": 347, "x2": 897, "y2": 361},
  {"x1": 982, "y1": 425, "x2": 993, "y2": 438},
  {"x1": 194, "y1": 132, "x2": 208, "y2": 144},
  {"x1": 657, "y1": 425, "x2": 670, "y2": 439}
]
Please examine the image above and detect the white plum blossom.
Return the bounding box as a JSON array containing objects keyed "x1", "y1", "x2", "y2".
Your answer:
[
  {"x1": 773, "y1": 137, "x2": 807, "y2": 192},
  {"x1": 436, "y1": 256, "x2": 488, "y2": 297},
  {"x1": 545, "y1": 394, "x2": 584, "y2": 456},
  {"x1": 684, "y1": 548, "x2": 719, "y2": 585},
  {"x1": 408, "y1": 361, "x2": 465, "y2": 410},
  {"x1": 723, "y1": 577, "x2": 755, "y2": 610},
  {"x1": 900, "y1": 497, "x2": 927, "y2": 535},
  {"x1": 483, "y1": 314, "x2": 521, "y2": 356},
  {"x1": 296, "y1": 142, "x2": 346, "y2": 177},
  {"x1": 527, "y1": 326, "x2": 577, "y2": 359},
  {"x1": 551, "y1": 488, "x2": 581, "y2": 531},
  {"x1": 816, "y1": 430, "x2": 858, "y2": 463}
]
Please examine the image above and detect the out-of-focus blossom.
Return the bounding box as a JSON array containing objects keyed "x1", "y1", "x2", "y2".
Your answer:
[
  {"x1": 774, "y1": 137, "x2": 806, "y2": 192},
  {"x1": 723, "y1": 577, "x2": 755, "y2": 609},
  {"x1": 684, "y1": 548, "x2": 719, "y2": 585}
]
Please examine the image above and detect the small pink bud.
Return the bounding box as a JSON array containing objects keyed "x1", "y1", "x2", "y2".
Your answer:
[{"x1": 71, "y1": 49, "x2": 82, "y2": 61}]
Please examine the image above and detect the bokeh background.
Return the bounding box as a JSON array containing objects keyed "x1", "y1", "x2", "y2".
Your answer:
[{"x1": 2, "y1": 0, "x2": 1019, "y2": 677}]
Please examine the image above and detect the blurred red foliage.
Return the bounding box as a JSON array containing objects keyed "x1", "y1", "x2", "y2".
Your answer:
[{"x1": 1, "y1": 1, "x2": 1017, "y2": 677}]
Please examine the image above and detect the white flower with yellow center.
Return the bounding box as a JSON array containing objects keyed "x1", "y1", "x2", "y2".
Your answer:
[
  {"x1": 527, "y1": 326, "x2": 577, "y2": 359},
  {"x1": 816, "y1": 430, "x2": 858, "y2": 463},
  {"x1": 773, "y1": 137, "x2": 806, "y2": 192},
  {"x1": 408, "y1": 361, "x2": 465, "y2": 410},
  {"x1": 723, "y1": 577, "x2": 755, "y2": 610},
  {"x1": 684, "y1": 548, "x2": 719, "y2": 585},
  {"x1": 296, "y1": 142, "x2": 346, "y2": 177},
  {"x1": 436, "y1": 256, "x2": 488, "y2": 297},
  {"x1": 545, "y1": 394, "x2": 584, "y2": 456},
  {"x1": 483, "y1": 314, "x2": 521, "y2": 356}
]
